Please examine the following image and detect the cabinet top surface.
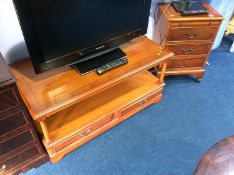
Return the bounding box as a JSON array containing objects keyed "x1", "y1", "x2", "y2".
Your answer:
[
  {"x1": 159, "y1": 2, "x2": 224, "y2": 21},
  {"x1": 0, "y1": 52, "x2": 15, "y2": 87},
  {"x1": 9, "y1": 37, "x2": 173, "y2": 120}
]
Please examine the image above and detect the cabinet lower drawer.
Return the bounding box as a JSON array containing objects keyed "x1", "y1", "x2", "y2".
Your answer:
[
  {"x1": 167, "y1": 57, "x2": 205, "y2": 69},
  {"x1": 0, "y1": 129, "x2": 35, "y2": 157},
  {"x1": 0, "y1": 145, "x2": 41, "y2": 175},
  {"x1": 53, "y1": 114, "x2": 114, "y2": 152},
  {"x1": 52, "y1": 90, "x2": 163, "y2": 153},
  {"x1": 120, "y1": 91, "x2": 161, "y2": 117},
  {"x1": 166, "y1": 42, "x2": 211, "y2": 56},
  {"x1": 0, "y1": 109, "x2": 29, "y2": 137}
]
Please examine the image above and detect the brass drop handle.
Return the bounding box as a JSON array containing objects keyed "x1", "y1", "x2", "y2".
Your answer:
[
  {"x1": 189, "y1": 48, "x2": 194, "y2": 52},
  {"x1": 182, "y1": 48, "x2": 186, "y2": 54},
  {"x1": 139, "y1": 98, "x2": 148, "y2": 106},
  {"x1": 80, "y1": 129, "x2": 92, "y2": 138},
  {"x1": 182, "y1": 48, "x2": 194, "y2": 54},
  {"x1": 80, "y1": 132, "x2": 85, "y2": 138},
  {"x1": 177, "y1": 60, "x2": 189, "y2": 68},
  {"x1": 186, "y1": 33, "x2": 197, "y2": 39},
  {"x1": 86, "y1": 129, "x2": 91, "y2": 134},
  {"x1": 0, "y1": 165, "x2": 7, "y2": 173}
]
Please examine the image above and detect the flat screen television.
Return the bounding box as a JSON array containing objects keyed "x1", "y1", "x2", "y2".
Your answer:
[{"x1": 13, "y1": 0, "x2": 152, "y2": 74}]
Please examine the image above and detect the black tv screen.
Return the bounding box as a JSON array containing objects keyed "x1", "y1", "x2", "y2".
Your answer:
[{"x1": 13, "y1": 0, "x2": 151, "y2": 73}]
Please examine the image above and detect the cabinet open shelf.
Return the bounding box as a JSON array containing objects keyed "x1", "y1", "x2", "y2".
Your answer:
[{"x1": 45, "y1": 71, "x2": 163, "y2": 143}]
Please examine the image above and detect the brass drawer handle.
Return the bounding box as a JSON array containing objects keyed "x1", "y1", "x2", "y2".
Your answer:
[
  {"x1": 86, "y1": 129, "x2": 91, "y2": 134},
  {"x1": 139, "y1": 98, "x2": 148, "y2": 106},
  {"x1": 0, "y1": 165, "x2": 7, "y2": 173},
  {"x1": 182, "y1": 48, "x2": 194, "y2": 54},
  {"x1": 186, "y1": 33, "x2": 197, "y2": 39},
  {"x1": 177, "y1": 60, "x2": 189, "y2": 68},
  {"x1": 80, "y1": 129, "x2": 92, "y2": 138},
  {"x1": 209, "y1": 22, "x2": 215, "y2": 26},
  {"x1": 80, "y1": 132, "x2": 85, "y2": 138}
]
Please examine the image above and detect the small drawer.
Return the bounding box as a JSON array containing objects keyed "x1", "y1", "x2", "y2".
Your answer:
[
  {"x1": 78, "y1": 114, "x2": 114, "y2": 139},
  {"x1": 167, "y1": 57, "x2": 205, "y2": 69},
  {"x1": 0, "y1": 87, "x2": 20, "y2": 115},
  {"x1": 120, "y1": 90, "x2": 162, "y2": 117},
  {"x1": 84, "y1": 114, "x2": 114, "y2": 136},
  {"x1": 0, "y1": 145, "x2": 40, "y2": 175},
  {"x1": 54, "y1": 114, "x2": 114, "y2": 152},
  {"x1": 166, "y1": 43, "x2": 211, "y2": 56},
  {"x1": 0, "y1": 110, "x2": 29, "y2": 137},
  {"x1": 170, "y1": 21, "x2": 221, "y2": 28},
  {"x1": 167, "y1": 27, "x2": 218, "y2": 42},
  {"x1": 121, "y1": 102, "x2": 142, "y2": 116},
  {"x1": 0, "y1": 129, "x2": 35, "y2": 157}
]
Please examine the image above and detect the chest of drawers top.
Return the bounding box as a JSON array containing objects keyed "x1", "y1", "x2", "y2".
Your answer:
[{"x1": 159, "y1": 3, "x2": 223, "y2": 22}]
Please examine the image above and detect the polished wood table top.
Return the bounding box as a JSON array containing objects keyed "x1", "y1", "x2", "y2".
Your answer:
[
  {"x1": 195, "y1": 136, "x2": 234, "y2": 175},
  {"x1": 9, "y1": 37, "x2": 173, "y2": 120}
]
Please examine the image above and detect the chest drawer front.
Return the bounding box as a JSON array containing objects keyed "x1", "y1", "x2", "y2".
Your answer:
[
  {"x1": 0, "y1": 110, "x2": 28, "y2": 136},
  {"x1": 167, "y1": 27, "x2": 217, "y2": 42},
  {"x1": 170, "y1": 21, "x2": 221, "y2": 28},
  {"x1": 0, "y1": 87, "x2": 20, "y2": 115},
  {"x1": 0, "y1": 129, "x2": 34, "y2": 157},
  {"x1": 167, "y1": 43, "x2": 212, "y2": 56},
  {"x1": 78, "y1": 114, "x2": 114, "y2": 139},
  {"x1": 0, "y1": 145, "x2": 40, "y2": 175},
  {"x1": 167, "y1": 57, "x2": 205, "y2": 69}
]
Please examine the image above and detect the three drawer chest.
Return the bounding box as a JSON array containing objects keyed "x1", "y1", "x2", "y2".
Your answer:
[{"x1": 155, "y1": 3, "x2": 224, "y2": 81}]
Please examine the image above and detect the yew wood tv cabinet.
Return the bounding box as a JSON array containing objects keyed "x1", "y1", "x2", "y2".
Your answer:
[{"x1": 10, "y1": 37, "x2": 173, "y2": 163}]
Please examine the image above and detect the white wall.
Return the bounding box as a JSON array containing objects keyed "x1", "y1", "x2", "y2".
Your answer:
[
  {"x1": 0, "y1": 0, "x2": 28, "y2": 63},
  {"x1": 0, "y1": 0, "x2": 230, "y2": 64},
  {"x1": 210, "y1": 0, "x2": 234, "y2": 49},
  {"x1": 146, "y1": 0, "x2": 157, "y2": 40}
]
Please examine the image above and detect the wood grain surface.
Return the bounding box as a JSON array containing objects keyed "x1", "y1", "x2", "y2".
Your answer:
[
  {"x1": 160, "y1": 3, "x2": 223, "y2": 22},
  {"x1": 9, "y1": 37, "x2": 173, "y2": 120}
]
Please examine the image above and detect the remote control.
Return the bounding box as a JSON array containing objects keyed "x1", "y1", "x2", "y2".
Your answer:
[
  {"x1": 96, "y1": 56, "x2": 128, "y2": 75},
  {"x1": 181, "y1": 9, "x2": 208, "y2": 16}
]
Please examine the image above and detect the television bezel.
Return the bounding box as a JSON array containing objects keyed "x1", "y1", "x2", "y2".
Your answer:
[{"x1": 13, "y1": 0, "x2": 152, "y2": 74}]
